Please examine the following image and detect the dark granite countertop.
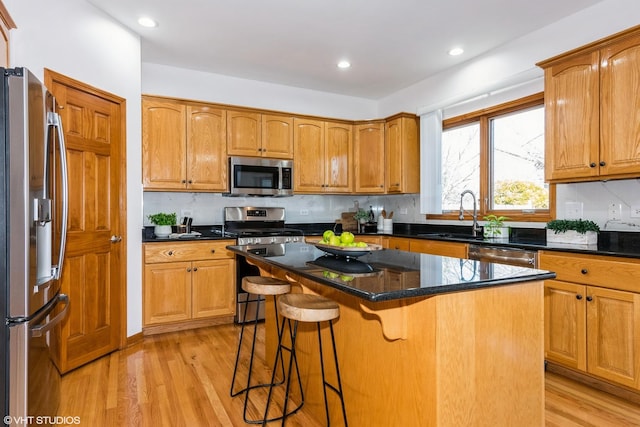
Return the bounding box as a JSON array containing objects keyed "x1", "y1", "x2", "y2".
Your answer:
[
  {"x1": 142, "y1": 222, "x2": 640, "y2": 259},
  {"x1": 227, "y1": 242, "x2": 555, "y2": 302}
]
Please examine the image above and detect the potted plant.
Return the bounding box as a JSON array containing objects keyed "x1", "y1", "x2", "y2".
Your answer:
[
  {"x1": 353, "y1": 209, "x2": 370, "y2": 233},
  {"x1": 148, "y1": 212, "x2": 177, "y2": 237},
  {"x1": 546, "y1": 219, "x2": 600, "y2": 245},
  {"x1": 483, "y1": 215, "x2": 510, "y2": 240}
]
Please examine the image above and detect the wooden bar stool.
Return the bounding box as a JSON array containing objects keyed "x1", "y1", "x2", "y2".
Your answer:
[
  {"x1": 230, "y1": 276, "x2": 293, "y2": 424},
  {"x1": 262, "y1": 293, "x2": 348, "y2": 426}
]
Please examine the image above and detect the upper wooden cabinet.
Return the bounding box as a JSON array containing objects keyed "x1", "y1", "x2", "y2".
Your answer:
[
  {"x1": 142, "y1": 97, "x2": 227, "y2": 191},
  {"x1": 385, "y1": 115, "x2": 419, "y2": 193},
  {"x1": 539, "y1": 26, "x2": 640, "y2": 182},
  {"x1": 227, "y1": 111, "x2": 294, "y2": 159},
  {"x1": 294, "y1": 118, "x2": 352, "y2": 193},
  {"x1": 354, "y1": 122, "x2": 385, "y2": 193}
]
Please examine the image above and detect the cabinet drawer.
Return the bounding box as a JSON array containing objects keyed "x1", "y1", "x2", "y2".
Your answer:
[
  {"x1": 539, "y1": 251, "x2": 640, "y2": 292},
  {"x1": 144, "y1": 240, "x2": 235, "y2": 263}
]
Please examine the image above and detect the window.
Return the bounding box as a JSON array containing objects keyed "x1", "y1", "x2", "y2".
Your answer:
[{"x1": 432, "y1": 93, "x2": 554, "y2": 222}]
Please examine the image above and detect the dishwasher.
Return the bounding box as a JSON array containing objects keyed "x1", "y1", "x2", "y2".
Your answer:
[{"x1": 468, "y1": 244, "x2": 538, "y2": 268}]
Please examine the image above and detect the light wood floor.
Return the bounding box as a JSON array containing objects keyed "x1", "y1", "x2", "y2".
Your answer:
[{"x1": 58, "y1": 323, "x2": 640, "y2": 426}]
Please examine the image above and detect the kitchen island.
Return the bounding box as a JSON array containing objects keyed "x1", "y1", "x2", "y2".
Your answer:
[{"x1": 228, "y1": 243, "x2": 555, "y2": 427}]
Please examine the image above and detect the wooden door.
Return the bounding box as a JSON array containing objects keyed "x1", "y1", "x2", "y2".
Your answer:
[
  {"x1": 325, "y1": 122, "x2": 352, "y2": 193},
  {"x1": 408, "y1": 239, "x2": 468, "y2": 258},
  {"x1": 354, "y1": 123, "x2": 385, "y2": 193},
  {"x1": 543, "y1": 51, "x2": 600, "y2": 182},
  {"x1": 227, "y1": 111, "x2": 261, "y2": 157},
  {"x1": 45, "y1": 70, "x2": 126, "y2": 373},
  {"x1": 544, "y1": 280, "x2": 587, "y2": 370},
  {"x1": 293, "y1": 118, "x2": 325, "y2": 192},
  {"x1": 143, "y1": 262, "x2": 192, "y2": 325},
  {"x1": 600, "y1": 32, "x2": 640, "y2": 178},
  {"x1": 192, "y1": 259, "x2": 236, "y2": 318},
  {"x1": 586, "y1": 286, "x2": 640, "y2": 389},
  {"x1": 142, "y1": 97, "x2": 187, "y2": 189},
  {"x1": 262, "y1": 114, "x2": 293, "y2": 159},
  {"x1": 186, "y1": 104, "x2": 227, "y2": 191}
]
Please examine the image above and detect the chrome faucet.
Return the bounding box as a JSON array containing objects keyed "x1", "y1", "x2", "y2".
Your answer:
[{"x1": 459, "y1": 190, "x2": 483, "y2": 237}]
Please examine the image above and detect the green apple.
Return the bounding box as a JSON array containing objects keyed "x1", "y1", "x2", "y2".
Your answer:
[
  {"x1": 355, "y1": 241, "x2": 368, "y2": 248},
  {"x1": 340, "y1": 231, "x2": 355, "y2": 244},
  {"x1": 339, "y1": 275, "x2": 355, "y2": 282},
  {"x1": 323, "y1": 230, "x2": 334, "y2": 242},
  {"x1": 329, "y1": 235, "x2": 341, "y2": 246}
]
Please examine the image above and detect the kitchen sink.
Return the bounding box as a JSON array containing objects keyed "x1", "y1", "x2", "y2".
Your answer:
[{"x1": 417, "y1": 232, "x2": 485, "y2": 241}]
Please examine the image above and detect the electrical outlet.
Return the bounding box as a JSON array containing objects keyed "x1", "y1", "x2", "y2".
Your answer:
[
  {"x1": 181, "y1": 209, "x2": 193, "y2": 218},
  {"x1": 300, "y1": 209, "x2": 309, "y2": 216},
  {"x1": 607, "y1": 203, "x2": 621, "y2": 220},
  {"x1": 399, "y1": 208, "x2": 408, "y2": 215},
  {"x1": 631, "y1": 205, "x2": 640, "y2": 218}
]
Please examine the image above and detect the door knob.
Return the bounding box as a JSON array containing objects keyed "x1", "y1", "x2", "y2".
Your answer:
[{"x1": 110, "y1": 235, "x2": 122, "y2": 243}]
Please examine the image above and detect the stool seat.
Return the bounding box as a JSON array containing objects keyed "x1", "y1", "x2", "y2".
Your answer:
[
  {"x1": 278, "y1": 293, "x2": 340, "y2": 324},
  {"x1": 242, "y1": 276, "x2": 291, "y2": 295}
]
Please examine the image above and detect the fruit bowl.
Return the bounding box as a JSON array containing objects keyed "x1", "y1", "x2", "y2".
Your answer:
[{"x1": 312, "y1": 240, "x2": 383, "y2": 258}]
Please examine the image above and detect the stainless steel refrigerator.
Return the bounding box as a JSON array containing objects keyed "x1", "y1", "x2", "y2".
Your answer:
[{"x1": 1, "y1": 68, "x2": 69, "y2": 426}]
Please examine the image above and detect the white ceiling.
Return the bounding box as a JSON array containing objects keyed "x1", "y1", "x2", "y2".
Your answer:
[{"x1": 87, "y1": 0, "x2": 602, "y2": 100}]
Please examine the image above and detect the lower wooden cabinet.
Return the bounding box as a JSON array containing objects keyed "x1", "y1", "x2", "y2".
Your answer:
[
  {"x1": 143, "y1": 240, "x2": 236, "y2": 331},
  {"x1": 408, "y1": 238, "x2": 468, "y2": 258},
  {"x1": 541, "y1": 251, "x2": 640, "y2": 390}
]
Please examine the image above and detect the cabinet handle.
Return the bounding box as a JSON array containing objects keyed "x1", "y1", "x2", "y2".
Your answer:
[
  {"x1": 581, "y1": 268, "x2": 588, "y2": 274},
  {"x1": 589, "y1": 163, "x2": 596, "y2": 168},
  {"x1": 188, "y1": 180, "x2": 193, "y2": 184},
  {"x1": 599, "y1": 161, "x2": 606, "y2": 167},
  {"x1": 187, "y1": 267, "x2": 191, "y2": 272},
  {"x1": 211, "y1": 249, "x2": 216, "y2": 253},
  {"x1": 586, "y1": 296, "x2": 593, "y2": 302},
  {"x1": 576, "y1": 294, "x2": 583, "y2": 300},
  {"x1": 193, "y1": 267, "x2": 198, "y2": 272},
  {"x1": 181, "y1": 179, "x2": 186, "y2": 183},
  {"x1": 168, "y1": 250, "x2": 174, "y2": 256}
]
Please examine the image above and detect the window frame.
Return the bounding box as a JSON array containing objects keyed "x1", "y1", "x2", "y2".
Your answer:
[{"x1": 427, "y1": 92, "x2": 555, "y2": 222}]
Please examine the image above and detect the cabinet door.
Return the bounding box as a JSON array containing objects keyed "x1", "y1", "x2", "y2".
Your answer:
[
  {"x1": 543, "y1": 51, "x2": 600, "y2": 182},
  {"x1": 187, "y1": 105, "x2": 227, "y2": 190},
  {"x1": 262, "y1": 114, "x2": 294, "y2": 159},
  {"x1": 293, "y1": 118, "x2": 325, "y2": 192},
  {"x1": 144, "y1": 262, "x2": 192, "y2": 325},
  {"x1": 325, "y1": 122, "x2": 352, "y2": 193},
  {"x1": 586, "y1": 286, "x2": 640, "y2": 389},
  {"x1": 354, "y1": 123, "x2": 385, "y2": 193},
  {"x1": 192, "y1": 259, "x2": 236, "y2": 318},
  {"x1": 544, "y1": 280, "x2": 587, "y2": 370},
  {"x1": 600, "y1": 33, "x2": 640, "y2": 178},
  {"x1": 386, "y1": 117, "x2": 419, "y2": 193},
  {"x1": 142, "y1": 98, "x2": 187, "y2": 189},
  {"x1": 387, "y1": 237, "x2": 410, "y2": 251},
  {"x1": 409, "y1": 239, "x2": 467, "y2": 258},
  {"x1": 227, "y1": 111, "x2": 261, "y2": 157}
]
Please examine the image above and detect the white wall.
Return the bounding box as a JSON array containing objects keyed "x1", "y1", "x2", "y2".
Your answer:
[
  {"x1": 142, "y1": 63, "x2": 377, "y2": 120},
  {"x1": 6, "y1": 0, "x2": 144, "y2": 337}
]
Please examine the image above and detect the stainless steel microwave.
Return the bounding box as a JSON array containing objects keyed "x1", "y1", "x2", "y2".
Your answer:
[{"x1": 227, "y1": 156, "x2": 293, "y2": 196}]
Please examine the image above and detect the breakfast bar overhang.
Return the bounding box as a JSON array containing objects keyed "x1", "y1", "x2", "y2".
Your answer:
[{"x1": 228, "y1": 242, "x2": 555, "y2": 427}]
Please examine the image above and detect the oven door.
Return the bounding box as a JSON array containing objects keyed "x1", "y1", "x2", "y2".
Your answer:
[{"x1": 234, "y1": 243, "x2": 286, "y2": 324}]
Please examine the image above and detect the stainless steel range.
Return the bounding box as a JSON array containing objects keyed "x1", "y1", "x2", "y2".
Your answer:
[{"x1": 224, "y1": 207, "x2": 304, "y2": 323}]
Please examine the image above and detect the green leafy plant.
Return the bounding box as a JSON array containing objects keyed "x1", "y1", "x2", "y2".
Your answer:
[
  {"x1": 148, "y1": 212, "x2": 177, "y2": 226},
  {"x1": 353, "y1": 209, "x2": 370, "y2": 221},
  {"x1": 483, "y1": 214, "x2": 509, "y2": 236},
  {"x1": 546, "y1": 219, "x2": 600, "y2": 234}
]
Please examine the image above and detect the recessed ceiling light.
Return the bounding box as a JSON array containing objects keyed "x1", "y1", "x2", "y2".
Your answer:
[
  {"x1": 337, "y1": 60, "x2": 351, "y2": 69},
  {"x1": 138, "y1": 17, "x2": 158, "y2": 28},
  {"x1": 448, "y1": 47, "x2": 464, "y2": 56}
]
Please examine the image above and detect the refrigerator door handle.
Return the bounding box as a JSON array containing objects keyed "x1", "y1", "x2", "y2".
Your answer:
[
  {"x1": 48, "y1": 111, "x2": 68, "y2": 281},
  {"x1": 30, "y1": 293, "x2": 69, "y2": 338}
]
